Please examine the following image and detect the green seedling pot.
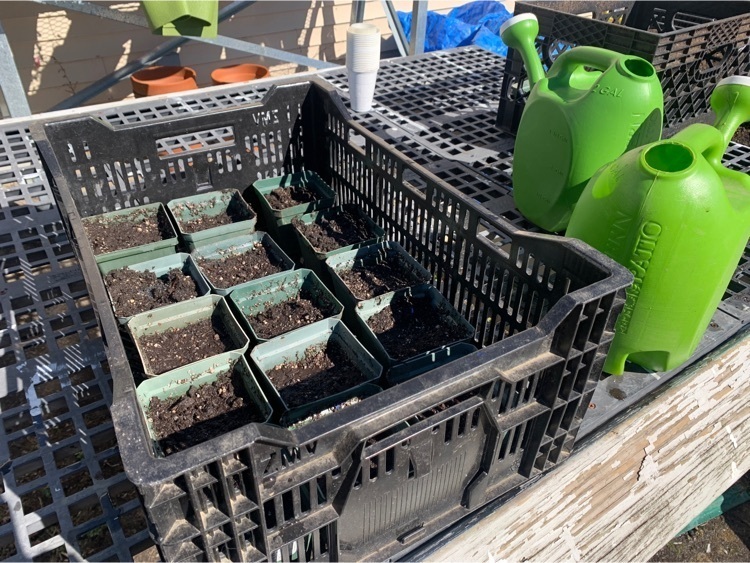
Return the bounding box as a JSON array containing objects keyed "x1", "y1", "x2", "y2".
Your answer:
[
  {"x1": 388, "y1": 343, "x2": 478, "y2": 385},
  {"x1": 249, "y1": 318, "x2": 382, "y2": 422},
  {"x1": 228, "y1": 268, "x2": 343, "y2": 344},
  {"x1": 83, "y1": 203, "x2": 178, "y2": 266},
  {"x1": 167, "y1": 189, "x2": 257, "y2": 251},
  {"x1": 253, "y1": 171, "x2": 336, "y2": 241},
  {"x1": 190, "y1": 232, "x2": 295, "y2": 296},
  {"x1": 136, "y1": 354, "x2": 272, "y2": 457},
  {"x1": 280, "y1": 383, "x2": 383, "y2": 429},
  {"x1": 292, "y1": 205, "x2": 386, "y2": 283},
  {"x1": 127, "y1": 294, "x2": 249, "y2": 377},
  {"x1": 352, "y1": 285, "x2": 475, "y2": 377},
  {"x1": 325, "y1": 241, "x2": 432, "y2": 310},
  {"x1": 98, "y1": 252, "x2": 211, "y2": 325}
]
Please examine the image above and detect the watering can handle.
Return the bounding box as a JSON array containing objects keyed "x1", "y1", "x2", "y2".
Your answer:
[{"x1": 552, "y1": 47, "x2": 623, "y2": 80}]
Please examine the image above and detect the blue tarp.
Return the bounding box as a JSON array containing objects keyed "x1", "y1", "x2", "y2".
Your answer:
[{"x1": 397, "y1": 1, "x2": 512, "y2": 56}]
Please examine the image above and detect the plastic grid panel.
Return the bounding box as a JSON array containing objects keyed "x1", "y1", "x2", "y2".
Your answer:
[{"x1": 0, "y1": 126, "x2": 154, "y2": 561}]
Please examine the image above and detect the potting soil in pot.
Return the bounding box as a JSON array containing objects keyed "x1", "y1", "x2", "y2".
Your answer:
[
  {"x1": 173, "y1": 197, "x2": 254, "y2": 233},
  {"x1": 368, "y1": 295, "x2": 469, "y2": 361},
  {"x1": 268, "y1": 342, "x2": 365, "y2": 408},
  {"x1": 247, "y1": 290, "x2": 337, "y2": 340},
  {"x1": 265, "y1": 184, "x2": 318, "y2": 209},
  {"x1": 139, "y1": 318, "x2": 234, "y2": 375},
  {"x1": 340, "y1": 257, "x2": 425, "y2": 299},
  {"x1": 148, "y1": 370, "x2": 265, "y2": 455},
  {"x1": 294, "y1": 209, "x2": 374, "y2": 252},
  {"x1": 197, "y1": 242, "x2": 284, "y2": 287},
  {"x1": 84, "y1": 209, "x2": 172, "y2": 254},
  {"x1": 105, "y1": 267, "x2": 200, "y2": 318}
]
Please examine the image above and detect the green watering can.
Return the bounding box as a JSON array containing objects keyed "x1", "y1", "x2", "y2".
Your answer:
[
  {"x1": 566, "y1": 76, "x2": 750, "y2": 375},
  {"x1": 501, "y1": 13, "x2": 664, "y2": 232}
]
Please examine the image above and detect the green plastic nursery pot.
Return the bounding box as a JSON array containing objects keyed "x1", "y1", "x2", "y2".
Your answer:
[
  {"x1": 388, "y1": 343, "x2": 478, "y2": 385},
  {"x1": 142, "y1": 0, "x2": 218, "y2": 38},
  {"x1": 291, "y1": 205, "x2": 385, "y2": 283},
  {"x1": 228, "y1": 268, "x2": 343, "y2": 344},
  {"x1": 98, "y1": 252, "x2": 210, "y2": 325},
  {"x1": 127, "y1": 294, "x2": 249, "y2": 377},
  {"x1": 190, "y1": 232, "x2": 295, "y2": 296},
  {"x1": 280, "y1": 383, "x2": 383, "y2": 429},
  {"x1": 249, "y1": 318, "x2": 382, "y2": 422},
  {"x1": 252, "y1": 171, "x2": 336, "y2": 242},
  {"x1": 167, "y1": 189, "x2": 257, "y2": 251},
  {"x1": 352, "y1": 285, "x2": 475, "y2": 379},
  {"x1": 82, "y1": 203, "x2": 178, "y2": 267},
  {"x1": 325, "y1": 241, "x2": 432, "y2": 310},
  {"x1": 136, "y1": 354, "x2": 272, "y2": 457}
]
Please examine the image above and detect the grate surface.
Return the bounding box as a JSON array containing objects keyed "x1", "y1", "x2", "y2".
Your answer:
[{"x1": 0, "y1": 47, "x2": 749, "y2": 562}]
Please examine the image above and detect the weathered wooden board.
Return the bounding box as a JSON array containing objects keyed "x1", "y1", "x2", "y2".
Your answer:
[{"x1": 430, "y1": 330, "x2": 750, "y2": 562}]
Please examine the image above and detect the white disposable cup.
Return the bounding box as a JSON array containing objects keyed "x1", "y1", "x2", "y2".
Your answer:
[
  {"x1": 348, "y1": 69, "x2": 378, "y2": 112},
  {"x1": 347, "y1": 23, "x2": 381, "y2": 73}
]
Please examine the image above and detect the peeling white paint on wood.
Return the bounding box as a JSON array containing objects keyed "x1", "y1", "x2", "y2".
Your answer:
[{"x1": 430, "y1": 332, "x2": 750, "y2": 562}]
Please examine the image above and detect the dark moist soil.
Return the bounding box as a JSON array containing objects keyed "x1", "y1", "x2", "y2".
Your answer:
[
  {"x1": 293, "y1": 207, "x2": 374, "y2": 252},
  {"x1": 174, "y1": 197, "x2": 253, "y2": 233},
  {"x1": 105, "y1": 267, "x2": 200, "y2": 318},
  {"x1": 149, "y1": 370, "x2": 265, "y2": 455},
  {"x1": 84, "y1": 209, "x2": 172, "y2": 255},
  {"x1": 733, "y1": 125, "x2": 750, "y2": 146},
  {"x1": 268, "y1": 342, "x2": 365, "y2": 409},
  {"x1": 368, "y1": 295, "x2": 470, "y2": 361},
  {"x1": 266, "y1": 184, "x2": 318, "y2": 209},
  {"x1": 138, "y1": 317, "x2": 234, "y2": 375},
  {"x1": 339, "y1": 257, "x2": 425, "y2": 299},
  {"x1": 198, "y1": 243, "x2": 284, "y2": 288},
  {"x1": 247, "y1": 290, "x2": 335, "y2": 340}
]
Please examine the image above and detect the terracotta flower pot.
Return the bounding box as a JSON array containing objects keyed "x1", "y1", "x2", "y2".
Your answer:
[
  {"x1": 131, "y1": 66, "x2": 198, "y2": 98},
  {"x1": 211, "y1": 63, "x2": 270, "y2": 85}
]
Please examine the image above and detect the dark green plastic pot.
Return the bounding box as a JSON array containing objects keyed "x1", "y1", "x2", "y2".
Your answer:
[
  {"x1": 291, "y1": 205, "x2": 385, "y2": 284},
  {"x1": 127, "y1": 294, "x2": 249, "y2": 377},
  {"x1": 167, "y1": 189, "x2": 257, "y2": 251},
  {"x1": 325, "y1": 241, "x2": 432, "y2": 310},
  {"x1": 249, "y1": 318, "x2": 382, "y2": 422},
  {"x1": 351, "y1": 285, "x2": 475, "y2": 381},
  {"x1": 280, "y1": 383, "x2": 383, "y2": 429},
  {"x1": 253, "y1": 171, "x2": 336, "y2": 256},
  {"x1": 136, "y1": 353, "x2": 272, "y2": 457},
  {"x1": 83, "y1": 202, "x2": 178, "y2": 266},
  {"x1": 98, "y1": 252, "x2": 210, "y2": 325},
  {"x1": 228, "y1": 268, "x2": 343, "y2": 344},
  {"x1": 190, "y1": 232, "x2": 295, "y2": 296}
]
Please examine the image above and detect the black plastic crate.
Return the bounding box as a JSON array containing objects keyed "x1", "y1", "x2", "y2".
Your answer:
[
  {"x1": 497, "y1": 1, "x2": 750, "y2": 133},
  {"x1": 32, "y1": 77, "x2": 630, "y2": 562}
]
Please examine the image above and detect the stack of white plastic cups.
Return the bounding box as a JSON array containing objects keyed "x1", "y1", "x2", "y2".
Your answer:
[{"x1": 346, "y1": 23, "x2": 381, "y2": 112}]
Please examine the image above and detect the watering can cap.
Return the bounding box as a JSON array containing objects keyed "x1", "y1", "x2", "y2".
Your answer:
[
  {"x1": 716, "y1": 76, "x2": 750, "y2": 88},
  {"x1": 500, "y1": 12, "x2": 538, "y2": 35}
]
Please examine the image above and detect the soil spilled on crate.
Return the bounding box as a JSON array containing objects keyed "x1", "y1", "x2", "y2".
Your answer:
[
  {"x1": 149, "y1": 369, "x2": 265, "y2": 455},
  {"x1": 266, "y1": 184, "x2": 318, "y2": 209},
  {"x1": 198, "y1": 243, "x2": 284, "y2": 288},
  {"x1": 84, "y1": 208, "x2": 172, "y2": 254},
  {"x1": 174, "y1": 197, "x2": 254, "y2": 233},
  {"x1": 294, "y1": 207, "x2": 374, "y2": 252},
  {"x1": 268, "y1": 342, "x2": 365, "y2": 408},
  {"x1": 247, "y1": 291, "x2": 336, "y2": 340},
  {"x1": 340, "y1": 257, "x2": 426, "y2": 299},
  {"x1": 368, "y1": 295, "x2": 470, "y2": 361},
  {"x1": 139, "y1": 318, "x2": 234, "y2": 374},
  {"x1": 105, "y1": 267, "x2": 200, "y2": 318}
]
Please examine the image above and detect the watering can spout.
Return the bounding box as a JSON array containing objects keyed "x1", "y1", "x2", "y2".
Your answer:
[
  {"x1": 500, "y1": 13, "x2": 545, "y2": 89},
  {"x1": 711, "y1": 75, "x2": 750, "y2": 149}
]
